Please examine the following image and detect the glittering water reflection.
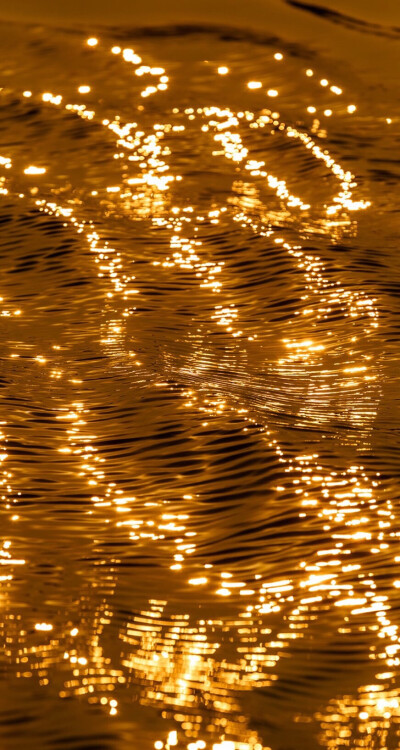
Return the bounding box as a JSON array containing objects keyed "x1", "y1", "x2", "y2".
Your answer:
[{"x1": 0, "y1": 18, "x2": 399, "y2": 750}]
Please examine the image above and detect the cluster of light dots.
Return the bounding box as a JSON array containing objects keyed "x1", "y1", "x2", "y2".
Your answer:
[{"x1": 0, "y1": 30, "x2": 396, "y2": 750}]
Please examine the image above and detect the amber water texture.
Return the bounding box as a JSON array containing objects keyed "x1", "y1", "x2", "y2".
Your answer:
[{"x1": 0, "y1": 12, "x2": 400, "y2": 750}]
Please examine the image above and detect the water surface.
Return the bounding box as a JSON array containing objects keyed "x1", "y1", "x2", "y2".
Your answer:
[{"x1": 0, "y1": 10, "x2": 399, "y2": 750}]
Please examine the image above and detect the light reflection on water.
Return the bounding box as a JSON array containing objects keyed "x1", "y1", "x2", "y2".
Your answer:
[{"x1": 0, "y1": 17, "x2": 399, "y2": 750}]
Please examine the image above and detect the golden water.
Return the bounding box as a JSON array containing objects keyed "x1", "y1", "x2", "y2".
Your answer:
[{"x1": 0, "y1": 12, "x2": 399, "y2": 750}]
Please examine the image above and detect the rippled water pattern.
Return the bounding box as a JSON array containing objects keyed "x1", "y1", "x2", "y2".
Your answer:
[{"x1": 0, "y1": 18, "x2": 399, "y2": 750}]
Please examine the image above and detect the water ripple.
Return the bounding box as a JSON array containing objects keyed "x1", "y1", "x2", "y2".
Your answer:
[{"x1": 0, "y1": 19, "x2": 399, "y2": 750}]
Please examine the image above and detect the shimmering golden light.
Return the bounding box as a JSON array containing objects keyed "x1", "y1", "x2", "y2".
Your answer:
[
  {"x1": 1, "y1": 34, "x2": 388, "y2": 750},
  {"x1": 24, "y1": 166, "x2": 46, "y2": 175}
]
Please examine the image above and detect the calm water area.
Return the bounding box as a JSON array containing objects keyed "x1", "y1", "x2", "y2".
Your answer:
[{"x1": 0, "y1": 3, "x2": 399, "y2": 748}]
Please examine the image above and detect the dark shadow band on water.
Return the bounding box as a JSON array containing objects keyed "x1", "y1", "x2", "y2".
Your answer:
[{"x1": 286, "y1": 0, "x2": 400, "y2": 38}]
